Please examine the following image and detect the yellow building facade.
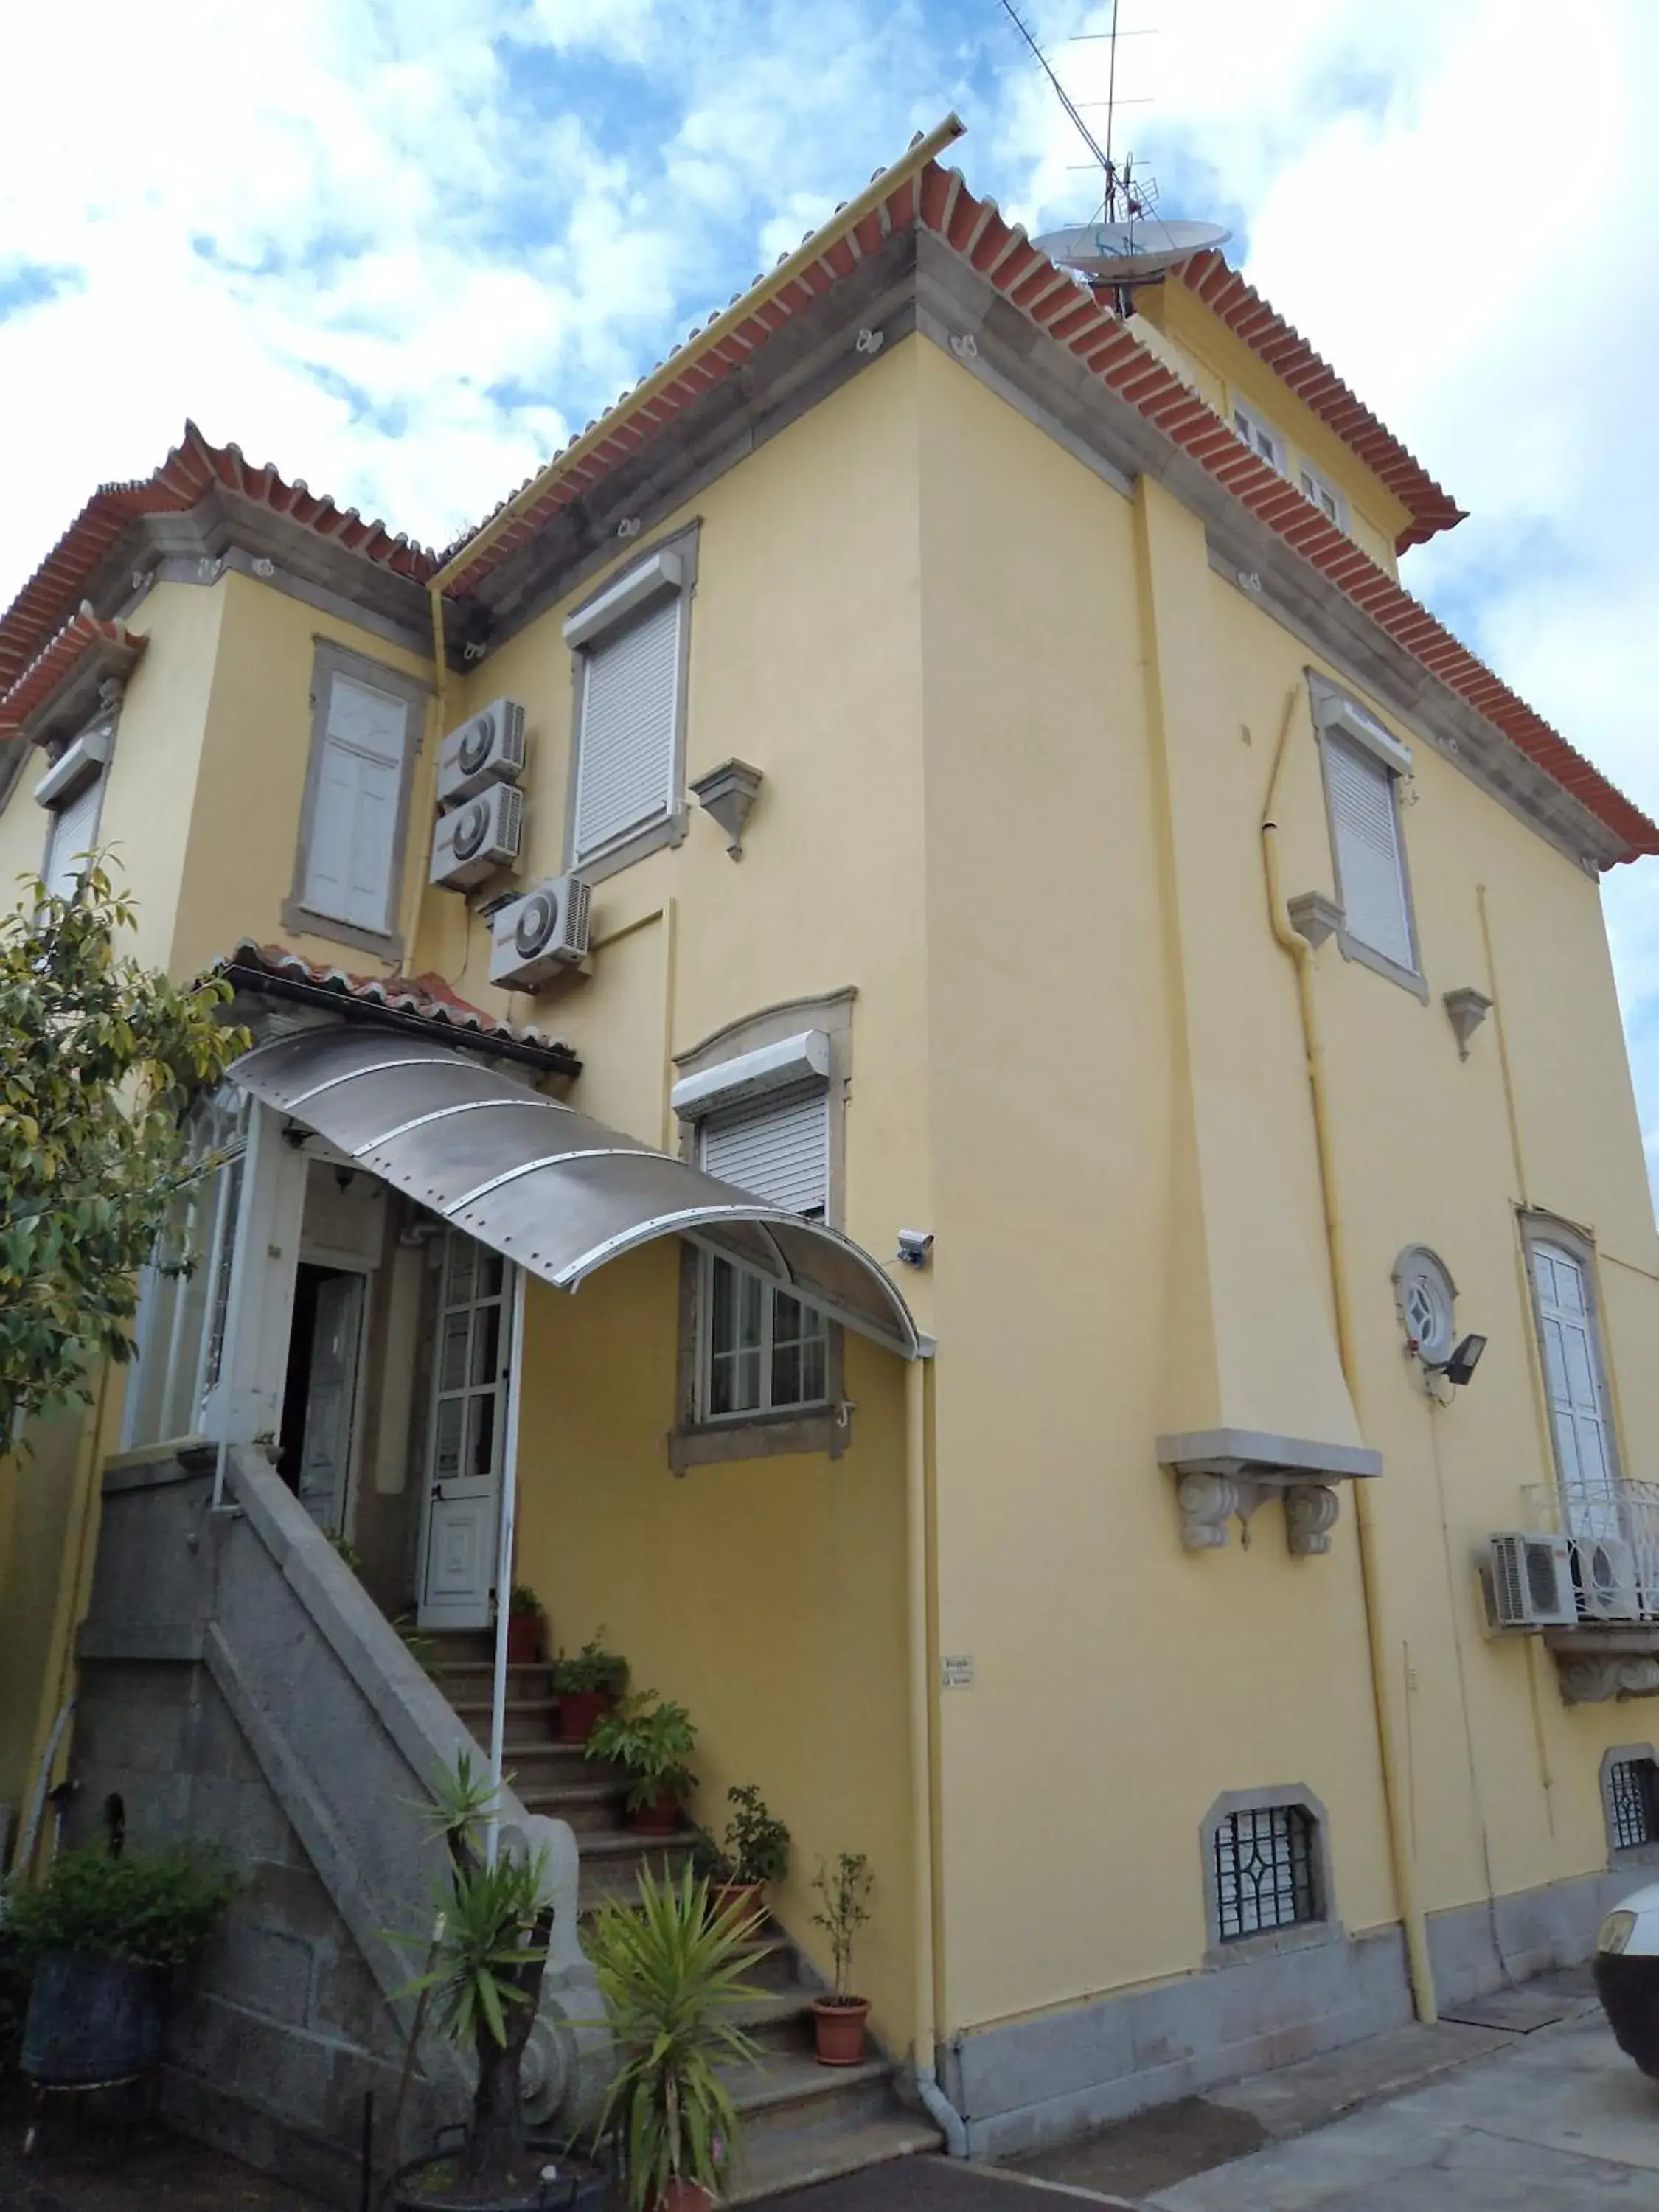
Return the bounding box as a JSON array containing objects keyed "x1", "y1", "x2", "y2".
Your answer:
[{"x1": 5, "y1": 122, "x2": 1659, "y2": 2161}]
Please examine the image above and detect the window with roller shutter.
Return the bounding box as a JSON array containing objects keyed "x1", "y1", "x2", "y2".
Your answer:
[
  {"x1": 571, "y1": 593, "x2": 683, "y2": 865},
  {"x1": 1323, "y1": 729, "x2": 1417, "y2": 978},
  {"x1": 41, "y1": 768, "x2": 105, "y2": 897},
  {"x1": 695, "y1": 1077, "x2": 832, "y2": 1421}
]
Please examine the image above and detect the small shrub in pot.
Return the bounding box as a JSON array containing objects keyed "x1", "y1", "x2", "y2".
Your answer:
[
  {"x1": 708, "y1": 1784, "x2": 789, "y2": 1926},
  {"x1": 504, "y1": 1583, "x2": 545, "y2": 1666},
  {"x1": 585, "y1": 1694, "x2": 697, "y2": 1834},
  {"x1": 551, "y1": 1631, "x2": 628, "y2": 1743},
  {"x1": 808, "y1": 1852, "x2": 873, "y2": 2066},
  {"x1": 6, "y1": 1841, "x2": 238, "y2": 2085}
]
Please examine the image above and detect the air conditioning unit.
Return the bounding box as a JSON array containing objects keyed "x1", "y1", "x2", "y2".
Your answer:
[
  {"x1": 430, "y1": 784, "x2": 524, "y2": 890},
  {"x1": 1579, "y1": 1536, "x2": 1644, "y2": 1622},
  {"x1": 1484, "y1": 1532, "x2": 1576, "y2": 1630},
  {"x1": 437, "y1": 698, "x2": 526, "y2": 806},
  {"x1": 490, "y1": 874, "x2": 592, "y2": 988}
]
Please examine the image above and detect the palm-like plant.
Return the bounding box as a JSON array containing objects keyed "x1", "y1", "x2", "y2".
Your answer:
[
  {"x1": 585, "y1": 1865, "x2": 764, "y2": 2209},
  {"x1": 393, "y1": 1753, "x2": 552, "y2": 2194}
]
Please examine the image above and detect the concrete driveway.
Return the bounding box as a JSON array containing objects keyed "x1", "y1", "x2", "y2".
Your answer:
[{"x1": 1145, "y1": 2011, "x2": 1659, "y2": 2211}]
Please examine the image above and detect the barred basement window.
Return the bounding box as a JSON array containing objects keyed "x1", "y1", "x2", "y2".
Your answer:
[
  {"x1": 1608, "y1": 1758, "x2": 1659, "y2": 1853},
  {"x1": 1213, "y1": 1803, "x2": 1320, "y2": 1941}
]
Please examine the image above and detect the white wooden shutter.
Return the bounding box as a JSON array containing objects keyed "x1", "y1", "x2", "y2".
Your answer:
[
  {"x1": 572, "y1": 595, "x2": 680, "y2": 861},
  {"x1": 303, "y1": 672, "x2": 409, "y2": 929},
  {"x1": 43, "y1": 771, "x2": 105, "y2": 896},
  {"x1": 1326, "y1": 733, "x2": 1413, "y2": 969},
  {"x1": 1533, "y1": 1244, "x2": 1618, "y2": 1498},
  {"x1": 699, "y1": 1078, "x2": 830, "y2": 1217}
]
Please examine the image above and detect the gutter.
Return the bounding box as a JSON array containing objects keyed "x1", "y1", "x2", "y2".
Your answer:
[{"x1": 1260, "y1": 684, "x2": 1438, "y2": 2026}]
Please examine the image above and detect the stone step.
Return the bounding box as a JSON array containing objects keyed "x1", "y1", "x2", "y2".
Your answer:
[
  {"x1": 719, "y1": 2051, "x2": 898, "y2": 2147},
  {"x1": 724, "y1": 2117, "x2": 940, "y2": 2207},
  {"x1": 498, "y1": 1741, "x2": 629, "y2": 1790},
  {"x1": 448, "y1": 1694, "x2": 560, "y2": 1728},
  {"x1": 726, "y1": 1986, "x2": 824, "y2": 2058},
  {"x1": 516, "y1": 1778, "x2": 630, "y2": 1833}
]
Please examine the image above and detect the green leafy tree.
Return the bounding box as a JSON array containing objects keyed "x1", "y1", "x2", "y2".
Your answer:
[{"x1": 0, "y1": 859, "x2": 247, "y2": 1443}]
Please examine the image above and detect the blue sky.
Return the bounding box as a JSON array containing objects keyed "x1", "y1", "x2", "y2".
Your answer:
[{"x1": 3, "y1": 0, "x2": 1658, "y2": 1194}]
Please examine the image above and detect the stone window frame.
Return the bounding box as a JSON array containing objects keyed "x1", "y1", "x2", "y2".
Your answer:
[
  {"x1": 1309, "y1": 671, "x2": 1428, "y2": 1004},
  {"x1": 1601, "y1": 1745, "x2": 1659, "y2": 1868},
  {"x1": 282, "y1": 637, "x2": 431, "y2": 961},
  {"x1": 562, "y1": 522, "x2": 700, "y2": 887},
  {"x1": 1200, "y1": 1784, "x2": 1341, "y2": 1968},
  {"x1": 667, "y1": 987, "x2": 856, "y2": 1474}
]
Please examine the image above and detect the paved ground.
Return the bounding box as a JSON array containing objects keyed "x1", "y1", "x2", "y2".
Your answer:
[{"x1": 0, "y1": 2079, "x2": 326, "y2": 2212}]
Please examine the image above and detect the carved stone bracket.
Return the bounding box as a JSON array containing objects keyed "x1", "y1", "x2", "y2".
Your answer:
[
  {"x1": 690, "y1": 757, "x2": 764, "y2": 859},
  {"x1": 1556, "y1": 1656, "x2": 1659, "y2": 1705},
  {"x1": 1159, "y1": 1428, "x2": 1381, "y2": 1557}
]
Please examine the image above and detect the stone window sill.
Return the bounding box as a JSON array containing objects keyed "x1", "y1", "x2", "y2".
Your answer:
[
  {"x1": 1203, "y1": 1916, "x2": 1344, "y2": 1971},
  {"x1": 667, "y1": 1405, "x2": 850, "y2": 1473}
]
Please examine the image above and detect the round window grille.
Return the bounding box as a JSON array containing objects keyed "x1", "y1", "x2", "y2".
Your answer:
[{"x1": 1393, "y1": 1246, "x2": 1457, "y2": 1365}]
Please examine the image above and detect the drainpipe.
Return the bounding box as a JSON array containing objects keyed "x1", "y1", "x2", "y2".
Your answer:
[
  {"x1": 1260, "y1": 686, "x2": 1438, "y2": 2027},
  {"x1": 906, "y1": 1352, "x2": 969, "y2": 2156}
]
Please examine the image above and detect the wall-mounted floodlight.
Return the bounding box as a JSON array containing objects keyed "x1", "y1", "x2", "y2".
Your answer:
[{"x1": 1431, "y1": 1333, "x2": 1487, "y2": 1388}]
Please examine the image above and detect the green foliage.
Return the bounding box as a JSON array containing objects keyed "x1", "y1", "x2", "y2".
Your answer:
[
  {"x1": 810, "y1": 1853, "x2": 872, "y2": 2000},
  {"x1": 585, "y1": 1691, "x2": 698, "y2": 1813},
  {"x1": 720, "y1": 1784, "x2": 790, "y2": 1888},
  {"x1": 507, "y1": 1582, "x2": 543, "y2": 1618},
  {"x1": 585, "y1": 1865, "x2": 763, "y2": 2209},
  {"x1": 326, "y1": 1529, "x2": 363, "y2": 1573},
  {"x1": 551, "y1": 1629, "x2": 628, "y2": 1695},
  {"x1": 4, "y1": 1843, "x2": 238, "y2": 1969},
  {"x1": 0, "y1": 860, "x2": 247, "y2": 1441},
  {"x1": 400, "y1": 1848, "x2": 549, "y2": 2052}
]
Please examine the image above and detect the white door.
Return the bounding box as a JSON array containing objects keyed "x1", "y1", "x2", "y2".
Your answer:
[
  {"x1": 418, "y1": 1235, "x2": 511, "y2": 1630},
  {"x1": 296, "y1": 1273, "x2": 365, "y2": 1534},
  {"x1": 1532, "y1": 1242, "x2": 1619, "y2": 1541}
]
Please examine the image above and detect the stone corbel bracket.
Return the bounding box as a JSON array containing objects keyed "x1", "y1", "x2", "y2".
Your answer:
[
  {"x1": 1545, "y1": 1627, "x2": 1659, "y2": 1705},
  {"x1": 1158, "y1": 1428, "x2": 1383, "y2": 1557},
  {"x1": 690, "y1": 757, "x2": 764, "y2": 858}
]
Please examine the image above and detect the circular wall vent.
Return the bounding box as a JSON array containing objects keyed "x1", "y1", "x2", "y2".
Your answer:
[{"x1": 1392, "y1": 1245, "x2": 1457, "y2": 1366}]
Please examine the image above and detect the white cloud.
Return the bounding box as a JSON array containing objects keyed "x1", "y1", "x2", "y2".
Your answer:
[{"x1": 4, "y1": 0, "x2": 1658, "y2": 1191}]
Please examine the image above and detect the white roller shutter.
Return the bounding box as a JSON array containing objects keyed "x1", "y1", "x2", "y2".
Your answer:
[
  {"x1": 43, "y1": 771, "x2": 105, "y2": 897},
  {"x1": 699, "y1": 1077, "x2": 830, "y2": 1218},
  {"x1": 1326, "y1": 732, "x2": 1413, "y2": 970},
  {"x1": 304, "y1": 672, "x2": 409, "y2": 930},
  {"x1": 572, "y1": 595, "x2": 680, "y2": 861}
]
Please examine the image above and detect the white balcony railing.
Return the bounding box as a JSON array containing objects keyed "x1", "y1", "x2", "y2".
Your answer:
[{"x1": 1525, "y1": 1478, "x2": 1659, "y2": 1624}]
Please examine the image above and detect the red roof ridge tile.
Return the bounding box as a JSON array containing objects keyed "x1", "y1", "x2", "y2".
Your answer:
[{"x1": 221, "y1": 939, "x2": 572, "y2": 1060}]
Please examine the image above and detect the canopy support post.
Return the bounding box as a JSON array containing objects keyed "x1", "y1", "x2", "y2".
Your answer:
[{"x1": 484, "y1": 1262, "x2": 527, "y2": 1867}]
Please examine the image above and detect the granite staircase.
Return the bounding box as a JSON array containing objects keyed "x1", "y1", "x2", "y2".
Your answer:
[{"x1": 422, "y1": 1633, "x2": 939, "y2": 2200}]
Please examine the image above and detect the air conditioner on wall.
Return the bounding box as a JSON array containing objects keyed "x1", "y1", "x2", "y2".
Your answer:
[
  {"x1": 1484, "y1": 1532, "x2": 1576, "y2": 1630},
  {"x1": 437, "y1": 698, "x2": 526, "y2": 806},
  {"x1": 489, "y1": 874, "x2": 592, "y2": 988},
  {"x1": 1579, "y1": 1537, "x2": 1644, "y2": 1622},
  {"x1": 430, "y1": 784, "x2": 524, "y2": 890}
]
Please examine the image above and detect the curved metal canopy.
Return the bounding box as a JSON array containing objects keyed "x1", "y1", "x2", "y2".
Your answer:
[{"x1": 230, "y1": 1026, "x2": 920, "y2": 1358}]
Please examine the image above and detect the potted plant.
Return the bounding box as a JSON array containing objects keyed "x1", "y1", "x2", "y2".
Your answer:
[
  {"x1": 586, "y1": 1693, "x2": 698, "y2": 1835},
  {"x1": 504, "y1": 1583, "x2": 544, "y2": 1666},
  {"x1": 551, "y1": 1631, "x2": 628, "y2": 1744},
  {"x1": 6, "y1": 1840, "x2": 237, "y2": 2087},
  {"x1": 585, "y1": 1865, "x2": 764, "y2": 2211},
  {"x1": 709, "y1": 1784, "x2": 790, "y2": 1927},
  {"x1": 809, "y1": 1853, "x2": 873, "y2": 2066},
  {"x1": 390, "y1": 1754, "x2": 605, "y2": 2210}
]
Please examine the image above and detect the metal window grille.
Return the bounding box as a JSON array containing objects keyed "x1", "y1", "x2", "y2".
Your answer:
[
  {"x1": 1609, "y1": 1759, "x2": 1659, "y2": 1852},
  {"x1": 1214, "y1": 1804, "x2": 1320, "y2": 1941}
]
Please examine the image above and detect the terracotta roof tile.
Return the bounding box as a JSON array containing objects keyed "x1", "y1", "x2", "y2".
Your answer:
[
  {"x1": 220, "y1": 939, "x2": 576, "y2": 1068},
  {"x1": 0, "y1": 422, "x2": 435, "y2": 699},
  {"x1": 0, "y1": 609, "x2": 147, "y2": 742}
]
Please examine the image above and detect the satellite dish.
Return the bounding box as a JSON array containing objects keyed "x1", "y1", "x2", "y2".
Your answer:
[{"x1": 1035, "y1": 220, "x2": 1231, "y2": 283}]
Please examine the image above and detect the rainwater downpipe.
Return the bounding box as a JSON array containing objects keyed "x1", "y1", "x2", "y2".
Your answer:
[
  {"x1": 1260, "y1": 686, "x2": 1438, "y2": 2027},
  {"x1": 906, "y1": 1351, "x2": 969, "y2": 2157}
]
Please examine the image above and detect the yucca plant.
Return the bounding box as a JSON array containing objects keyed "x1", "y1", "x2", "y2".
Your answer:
[
  {"x1": 392, "y1": 1753, "x2": 552, "y2": 2196},
  {"x1": 585, "y1": 1865, "x2": 765, "y2": 2209}
]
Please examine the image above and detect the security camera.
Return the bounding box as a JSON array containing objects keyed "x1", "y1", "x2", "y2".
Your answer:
[{"x1": 896, "y1": 1228, "x2": 934, "y2": 1269}]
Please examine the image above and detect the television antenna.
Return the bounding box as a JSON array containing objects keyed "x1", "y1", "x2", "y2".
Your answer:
[{"x1": 998, "y1": 0, "x2": 1228, "y2": 306}]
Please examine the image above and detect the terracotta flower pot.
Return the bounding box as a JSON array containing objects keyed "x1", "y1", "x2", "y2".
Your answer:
[
  {"x1": 710, "y1": 1880, "x2": 766, "y2": 1930},
  {"x1": 653, "y1": 2181, "x2": 714, "y2": 2212},
  {"x1": 627, "y1": 1788, "x2": 683, "y2": 1835},
  {"x1": 811, "y1": 1995, "x2": 870, "y2": 2067},
  {"x1": 556, "y1": 1688, "x2": 615, "y2": 1744},
  {"x1": 505, "y1": 1613, "x2": 543, "y2": 1665}
]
